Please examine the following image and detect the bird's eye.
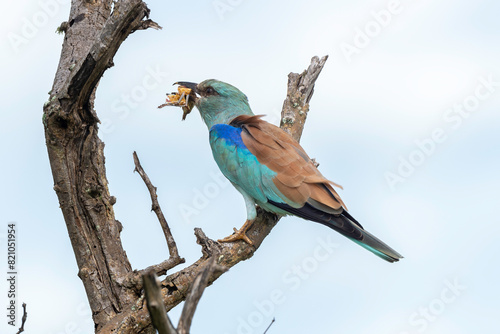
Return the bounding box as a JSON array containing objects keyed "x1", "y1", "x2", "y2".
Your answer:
[{"x1": 205, "y1": 87, "x2": 216, "y2": 95}]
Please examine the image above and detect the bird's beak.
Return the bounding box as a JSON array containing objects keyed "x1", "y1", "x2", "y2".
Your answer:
[{"x1": 175, "y1": 81, "x2": 198, "y2": 96}]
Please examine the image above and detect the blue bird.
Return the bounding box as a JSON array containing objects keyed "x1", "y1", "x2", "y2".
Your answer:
[{"x1": 171, "y1": 79, "x2": 403, "y2": 262}]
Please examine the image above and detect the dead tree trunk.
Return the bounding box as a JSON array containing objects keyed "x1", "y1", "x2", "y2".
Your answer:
[
  {"x1": 43, "y1": 0, "x2": 162, "y2": 329},
  {"x1": 43, "y1": 0, "x2": 327, "y2": 332}
]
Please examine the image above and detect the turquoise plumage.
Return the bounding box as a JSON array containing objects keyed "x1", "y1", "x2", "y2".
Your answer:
[{"x1": 172, "y1": 79, "x2": 402, "y2": 262}]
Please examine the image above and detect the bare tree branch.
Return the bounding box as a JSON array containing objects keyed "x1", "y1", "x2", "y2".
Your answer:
[
  {"x1": 280, "y1": 55, "x2": 329, "y2": 141},
  {"x1": 122, "y1": 152, "x2": 185, "y2": 291},
  {"x1": 143, "y1": 259, "x2": 227, "y2": 334},
  {"x1": 143, "y1": 271, "x2": 178, "y2": 334},
  {"x1": 15, "y1": 303, "x2": 27, "y2": 334},
  {"x1": 263, "y1": 317, "x2": 275, "y2": 334},
  {"x1": 177, "y1": 258, "x2": 228, "y2": 334},
  {"x1": 133, "y1": 151, "x2": 183, "y2": 262},
  {"x1": 124, "y1": 256, "x2": 186, "y2": 293}
]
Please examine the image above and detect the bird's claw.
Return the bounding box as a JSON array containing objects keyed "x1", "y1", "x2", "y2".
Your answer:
[{"x1": 218, "y1": 227, "x2": 253, "y2": 245}]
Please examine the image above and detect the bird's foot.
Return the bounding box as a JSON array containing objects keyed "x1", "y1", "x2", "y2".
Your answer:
[{"x1": 218, "y1": 220, "x2": 254, "y2": 245}]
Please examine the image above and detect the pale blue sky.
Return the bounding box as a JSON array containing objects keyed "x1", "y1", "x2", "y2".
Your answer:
[{"x1": 1, "y1": 0, "x2": 499, "y2": 333}]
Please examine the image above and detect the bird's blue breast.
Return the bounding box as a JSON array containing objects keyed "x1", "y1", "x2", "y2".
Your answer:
[{"x1": 210, "y1": 124, "x2": 246, "y2": 149}]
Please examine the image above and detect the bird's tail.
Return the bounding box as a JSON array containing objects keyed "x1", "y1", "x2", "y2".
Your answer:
[
  {"x1": 319, "y1": 211, "x2": 403, "y2": 263},
  {"x1": 340, "y1": 212, "x2": 403, "y2": 262},
  {"x1": 268, "y1": 200, "x2": 403, "y2": 262}
]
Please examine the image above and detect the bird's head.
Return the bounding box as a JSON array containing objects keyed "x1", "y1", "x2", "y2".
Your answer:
[{"x1": 172, "y1": 79, "x2": 254, "y2": 129}]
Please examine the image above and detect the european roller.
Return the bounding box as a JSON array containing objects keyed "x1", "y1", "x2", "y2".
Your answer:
[{"x1": 166, "y1": 79, "x2": 403, "y2": 263}]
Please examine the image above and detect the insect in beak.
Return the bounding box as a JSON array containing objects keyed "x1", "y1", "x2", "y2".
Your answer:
[{"x1": 158, "y1": 83, "x2": 197, "y2": 120}]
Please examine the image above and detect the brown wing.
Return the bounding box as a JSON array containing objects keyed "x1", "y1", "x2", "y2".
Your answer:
[{"x1": 230, "y1": 115, "x2": 347, "y2": 212}]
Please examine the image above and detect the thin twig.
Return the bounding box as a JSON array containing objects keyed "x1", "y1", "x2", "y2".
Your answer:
[
  {"x1": 142, "y1": 258, "x2": 184, "y2": 277},
  {"x1": 263, "y1": 317, "x2": 275, "y2": 334},
  {"x1": 133, "y1": 151, "x2": 181, "y2": 260},
  {"x1": 177, "y1": 258, "x2": 228, "y2": 334},
  {"x1": 15, "y1": 303, "x2": 27, "y2": 334},
  {"x1": 143, "y1": 271, "x2": 178, "y2": 334},
  {"x1": 126, "y1": 151, "x2": 186, "y2": 291},
  {"x1": 124, "y1": 256, "x2": 185, "y2": 291}
]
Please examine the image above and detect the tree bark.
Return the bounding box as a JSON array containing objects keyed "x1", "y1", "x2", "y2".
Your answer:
[
  {"x1": 43, "y1": 0, "x2": 327, "y2": 332},
  {"x1": 43, "y1": 0, "x2": 159, "y2": 330},
  {"x1": 280, "y1": 55, "x2": 328, "y2": 140}
]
